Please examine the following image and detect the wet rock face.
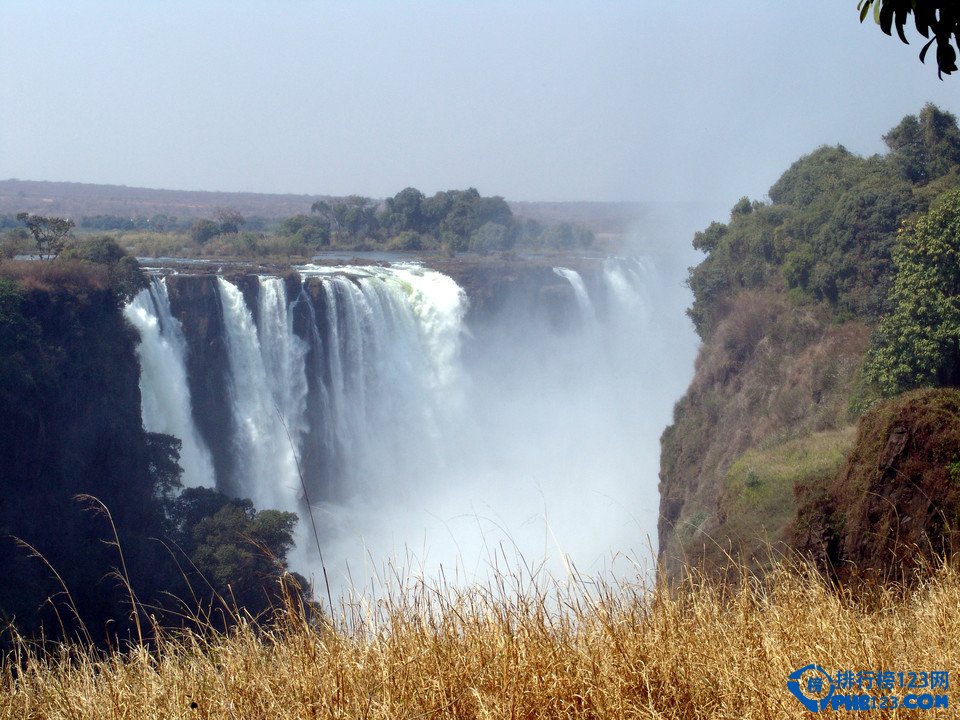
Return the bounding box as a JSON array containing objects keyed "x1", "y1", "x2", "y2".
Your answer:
[{"x1": 164, "y1": 274, "x2": 237, "y2": 494}]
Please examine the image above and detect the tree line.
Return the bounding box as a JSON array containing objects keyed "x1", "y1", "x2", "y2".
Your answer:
[
  {"x1": 2, "y1": 188, "x2": 595, "y2": 261},
  {"x1": 256, "y1": 187, "x2": 593, "y2": 255}
]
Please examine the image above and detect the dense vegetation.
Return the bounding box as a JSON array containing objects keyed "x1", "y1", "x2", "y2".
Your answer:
[
  {"x1": 1, "y1": 187, "x2": 595, "y2": 261},
  {"x1": 660, "y1": 103, "x2": 960, "y2": 579},
  {"x1": 0, "y1": 244, "x2": 306, "y2": 644},
  {"x1": 865, "y1": 189, "x2": 960, "y2": 394},
  {"x1": 687, "y1": 104, "x2": 960, "y2": 354}
]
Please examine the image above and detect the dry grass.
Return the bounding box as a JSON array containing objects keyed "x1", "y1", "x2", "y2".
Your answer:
[
  {"x1": 0, "y1": 260, "x2": 111, "y2": 293},
  {"x1": 3, "y1": 556, "x2": 960, "y2": 719}
]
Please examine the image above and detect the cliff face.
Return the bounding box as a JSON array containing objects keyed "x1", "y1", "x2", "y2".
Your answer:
[
  {"x1": 0, "y1": 267, "x2": 166, "y2": 636},
  {"x1": 657, "y1": 289, "x2": 869, "y2": 578}
]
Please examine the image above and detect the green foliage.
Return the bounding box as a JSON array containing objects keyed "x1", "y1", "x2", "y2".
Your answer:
[
  {"x1": 866, "y1": 189, "x2": 960, "y2": 395},
  {"x1": 949, "y1": 457, "x2": 960, "y2": 483},
  {"x1": 386, "y1": 230, "x2": 435, "y2": 252},
  {"x1": 60, "y1": 235, "x2": 149, "y2": 303},
  {"x1": 61, "y1": 234, "x2": 127, "y2": 264},
  {"x1": 381, "y1": 187, "x2": 426, "y2": 235},
  {"x1": 278, "y1": 214, "x2": 330, "y2": 247},
  {"x1": 146, "y1": 433, "x2": 184, "y2": 510},
  {"x1": 0, "y1": 277, "x2": 46, "y2": 401},
  {"x1": 768, "y1": 146, "x2": 869, "y2": 208},
  {"x1": 77, "y1": 186, "x2": 591, "y2": 259},
  {"x1": 693, "y1": 221, "x2": 727, "y2": 254},
  {"x1": 169, "y1": 487, "x2": 304, "y2": 616},
  {"x1": 469, "y1": 222, "x2": 511, "y2": 254},
  {"x1": 686, "y1": 105, "x2": 960, "y2": 339},
  {"x1": 858, "y1": 0, "x2": 960, "y2": 77},
  {"x1": 884, "y1": 104, "x2": 960, "y2": 184}
]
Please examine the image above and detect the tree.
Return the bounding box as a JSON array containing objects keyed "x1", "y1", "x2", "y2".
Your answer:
[
  {"x1": 15, "y1": 212, "x2": 74, "y2": 260},
  {"x1": 309, "y1": 196, "x2": 378, "y2": 243},
  {"x1": 190, "y1": 218, "x2": 221, "y2": 244},
  {"x1": 884, "y1": 104, "x2": 960, "y2": 184},
  {"x1": 279, "y1": 214, "x2": 330, "y2": 246},
  {"x1": 866, "y1": 188, "x2": 960, "y2": 395},
  {"x1": 170, "y1": 488, "x2": 305, "y2": 616},
  {"x1": 858, "y1": 0, "x2": 960, "y2": 77},
  {"x1": 382, "y1": 187, "x2": 426, "y2": 234},
  {"x1": 59, "y1": 235, "x2": 150, "y2": 302},
  {"x1": 216, "y1": 207, "x2": 246, "y2": 235},
  {"x1": 310, "y1": 200, "x2": 340, "y2": 233},
  {"x1": 468, "y1": 221, "x2": 511, "y2": 254}
]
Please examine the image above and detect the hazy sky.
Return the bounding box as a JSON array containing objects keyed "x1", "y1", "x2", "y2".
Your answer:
[{"x1": 2, "y1": 1, "x2": 959, "y2": 211}]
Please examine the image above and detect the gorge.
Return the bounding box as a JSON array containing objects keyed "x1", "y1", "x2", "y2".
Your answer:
[{"x1": 123, "y1": 255, "x2": 696, "y2": 591}]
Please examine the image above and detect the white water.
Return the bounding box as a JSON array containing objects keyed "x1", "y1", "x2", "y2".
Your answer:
[
  {"x1": 257, "y1": 277, "x2": 310, "y2": 452},
  {"x1": 552, "y1": 266, "x2": 595, "y2": 323},
  {"x1": 301, "y1": 266, "x2": 466, "y2": 498},
  {"x1": 216, "y1": 277, "x2": 306, "y2": 516},
  {"x1": 124, "y1": 278, "x2": 215, "y2": 489},
  {"x1": 127, "y1": 257, "x2": 697, "y2": 592}
]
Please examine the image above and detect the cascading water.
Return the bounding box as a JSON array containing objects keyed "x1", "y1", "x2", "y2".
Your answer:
[
  {"x1": 216, "y1": 277, "x2": 306, "y2": 515},
  {"x1": 128, "y1": 257, "x2": 696, "y2": 589},
  {"x1": 124, "y1": 278, "x2": 216, "y2": 489},
  {"x1": 552, "y1": 266, "x2": 595, "y2": 323}
]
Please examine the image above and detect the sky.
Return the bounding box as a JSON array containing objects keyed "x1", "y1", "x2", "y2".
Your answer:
[{"x1": 2, "y1": 1, "x2": 959, "y2": 213}]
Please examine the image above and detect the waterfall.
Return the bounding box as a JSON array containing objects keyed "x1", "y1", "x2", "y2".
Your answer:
[
  {"x1": 125, "y1": 257, "x2": 696, "y2": 589},
  {"x1": 297, "y1": 264, "x2": 466, "y2": 498},
  {"x1": 552, "y1": 266, "x2": 595, "y2": 322},
  {"x1": 602, "y1": 257, "x2": 650, "y2": 324},
  {"x1": 124, "y1": 277, "x2": 215, "y2": 488},
  {"x1": 257, "y1": 277, "x2": 310, "y2": 465},
  {"x1": 216, "y1": 277, "x2": 305, "y2": 515}
]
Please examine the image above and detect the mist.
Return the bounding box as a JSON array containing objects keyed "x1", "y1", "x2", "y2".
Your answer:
[{"x1": 306, "y1": 217, "x2": 704, "y2": 593}]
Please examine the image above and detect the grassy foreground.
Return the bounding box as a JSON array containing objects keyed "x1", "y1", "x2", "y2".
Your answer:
[{"x1": 3, "y1": 559, "x2": 959, "y2": 719}]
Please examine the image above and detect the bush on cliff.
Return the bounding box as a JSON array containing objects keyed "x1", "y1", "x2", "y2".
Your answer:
[
  {"x1": 866, "y1": 188, "x2": 960, "y2": 395},
  {"x1": 790, "y1": 388, "x2": 960, "y2": 583}
]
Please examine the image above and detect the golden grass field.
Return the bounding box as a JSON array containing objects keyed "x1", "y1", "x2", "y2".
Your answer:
[{"x1": 3, "y1": 555, "x2": 960, "y2": 720}]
